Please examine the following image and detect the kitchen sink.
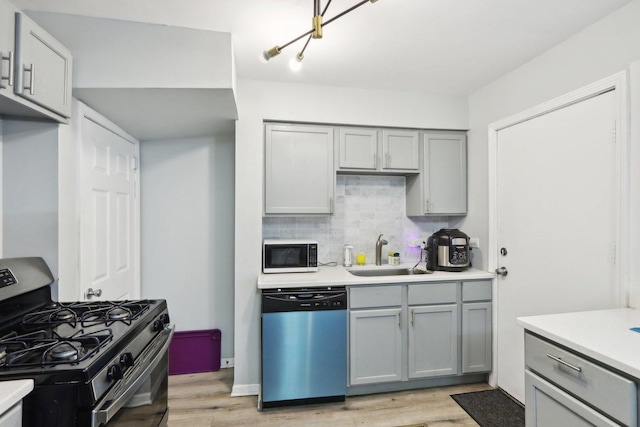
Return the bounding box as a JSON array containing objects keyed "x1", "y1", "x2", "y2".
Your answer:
[{"x1": 348, "y1": 268, "x2": 415, "y2": 277}]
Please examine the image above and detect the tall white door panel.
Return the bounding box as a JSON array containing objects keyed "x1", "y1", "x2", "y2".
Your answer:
[
  {"x1": 495, "y1": 89, "x2": 620, "y2": 403},
  {"x1": 80, "y1": 116, "x2": 139, "y2": 300}
]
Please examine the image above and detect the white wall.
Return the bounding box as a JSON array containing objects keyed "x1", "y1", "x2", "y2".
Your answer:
[
  {"x1": 2, "y1": 119, "x2": 59, "y2": 298},
  {"x1": 464, "y1": 0, "x2": 640, "y2": 293},
  {"x1": 629, "y1": 59, "x2": 640, "y2": 308},
  {"x1": 233, "y1": 79, "x2": 468, "y2": 394},
  {"x1": 141, "y1": 135, "x2": 235, "y2": 359}
]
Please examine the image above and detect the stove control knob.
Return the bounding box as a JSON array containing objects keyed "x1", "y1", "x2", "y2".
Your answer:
[
  {"x1": 107, "y1": 364, "x2": 123, "y2": 381},
  {"x1": 120, "y1": 352, "x2": 134, "y2": 368},
  {"x1": 153, "y1": 313, "x2": 171, "y2": 331}
]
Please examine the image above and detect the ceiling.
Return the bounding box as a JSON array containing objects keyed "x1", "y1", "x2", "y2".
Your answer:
[{"x1": 13, "y1": 0, "x2": 632, "y2": 96}]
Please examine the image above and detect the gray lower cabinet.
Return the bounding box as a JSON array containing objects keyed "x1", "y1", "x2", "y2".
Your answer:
[
  {"x1": 524, "y1": 333, "x2": 637, "y2": 427},
  {"x1": 525, "y1": 371, "x2": 620, "y2": 427},
  {"x1": 349, "y1": 280, "x2": 492, "y2": 389},
  {"x1": 0, "y1": 402, "x2": 22, "y2": 427},
  {"x1": 349, "y1": 307, "x2": 403, "y2": 385},
  {"x1": 461, "y1": 280, "x2": 492, "y2": 374},
  {"x1": 408, "y1": 304, "x2": 458, "y2": 378}
]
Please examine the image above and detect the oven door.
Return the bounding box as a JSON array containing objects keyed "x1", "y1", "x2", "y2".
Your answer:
[{"x1": 92, "y1": 325, "x2": 175, "y2": 427}]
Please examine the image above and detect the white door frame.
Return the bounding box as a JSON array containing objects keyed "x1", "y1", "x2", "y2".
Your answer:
[{"x1": 487, "y1": 71, "x2": 629, "y2": 386}]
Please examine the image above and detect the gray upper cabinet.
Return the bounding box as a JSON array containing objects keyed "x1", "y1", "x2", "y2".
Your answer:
[
  {"x1": 338, "y1": 127, "x2": 378, "y2": 170},
  {"x1": 406, "y1": 132, "x2": 467, "y2": 216},
  {"x1": 0, "y1": 1, "x2": 15, "y2": 95},
  {"x1": 0, "y1": 0, "x2": 72, "y2": 122},
  {"x1": 337, "y1": 127, "x2": 419, "y2": 173},
  {"x1": 264, "y1": 123, "x2": 335, "y2": 215},
  {"x1": 381, "y1": 129, "x2": 419, "y2": 171},
  {"x1": 14, "y1": 12, "x2": 72, "y2": 118}
]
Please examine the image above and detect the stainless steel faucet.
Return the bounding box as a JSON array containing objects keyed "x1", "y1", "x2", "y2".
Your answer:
[{"x1": 375, "y1": 234, "x2": 388, "y2": 265}]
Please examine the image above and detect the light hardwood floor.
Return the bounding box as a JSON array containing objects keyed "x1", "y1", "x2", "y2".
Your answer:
[{"x1": 168, "y1": 369, "x2": 492, "y2": 427}]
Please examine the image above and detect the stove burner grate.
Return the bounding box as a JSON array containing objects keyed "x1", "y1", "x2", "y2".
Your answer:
[
  {"x1": 80, "y1": 300, "x2": 150, "y2": 327},
  {"x1": 0, "y1": 328, "x2": 113, "y2": 368},
  {"x1": 20, "y1": 300, "x2": 151, "y2": 329}
]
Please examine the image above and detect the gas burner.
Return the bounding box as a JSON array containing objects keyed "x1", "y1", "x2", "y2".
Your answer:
[
  {"x1": 22, "y1": 304, "x2": 80, "y2": 329},
  {"x1": 49, "y1": 343, "x2": 78, "y2": 361},
  {"x1": 53, "y1": 309, "x2": 75, "y2": 322},
  {"x1": 107, "y1": 307, "x2": 131, "y2": 321},
  {"x1": 0, "y1": 328, "x2": 113, "y2": 368}
]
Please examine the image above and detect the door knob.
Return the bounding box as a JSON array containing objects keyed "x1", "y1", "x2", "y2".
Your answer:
[
  {"x1": 495, "y1": 267, "x2": 508, "y2": 277},
  {"x1": 86, "y1": 287, "x2": 103, "y2": 299}
]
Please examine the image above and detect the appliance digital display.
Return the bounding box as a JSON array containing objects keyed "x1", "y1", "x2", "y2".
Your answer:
[{"x1": 0, "y1": 268, "x2": 18, "y2": 288}]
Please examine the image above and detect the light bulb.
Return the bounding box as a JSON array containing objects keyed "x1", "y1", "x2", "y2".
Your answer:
[{"x1": 289, "y1": 53, "x2": 303, "y2": 72}]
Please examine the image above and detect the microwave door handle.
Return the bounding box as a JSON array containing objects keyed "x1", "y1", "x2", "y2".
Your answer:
[{"x1": 91, "y1": 325, "x2": 175, "y2": 427}]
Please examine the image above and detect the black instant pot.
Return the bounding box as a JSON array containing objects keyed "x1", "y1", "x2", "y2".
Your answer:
[{"x1": 426, "y1": 228, "x2": 470, "y2": 272}]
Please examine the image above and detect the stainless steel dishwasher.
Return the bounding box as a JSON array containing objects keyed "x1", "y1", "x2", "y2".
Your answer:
[{"x1": 260, "y1": 287, "x2": 347, "y2": 409}]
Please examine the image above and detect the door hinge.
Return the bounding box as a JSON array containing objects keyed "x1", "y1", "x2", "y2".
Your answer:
[{"x1": 131, "y1": 156, "x2": 138, "y2": 171}]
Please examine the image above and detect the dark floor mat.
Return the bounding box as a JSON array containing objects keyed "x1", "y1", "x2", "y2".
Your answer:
[{"x1": 451, "y1": 389, "x2": 524, "y2": 427}]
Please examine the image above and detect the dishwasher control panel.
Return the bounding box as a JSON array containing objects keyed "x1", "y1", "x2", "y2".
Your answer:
[{"x1": 262, "y1": 287, "x2": 347, "y2": 313}]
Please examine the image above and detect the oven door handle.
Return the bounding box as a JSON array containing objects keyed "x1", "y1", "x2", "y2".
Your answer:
[{"x1": 92, "y1": 324, "x2": 175, "y2": 427}]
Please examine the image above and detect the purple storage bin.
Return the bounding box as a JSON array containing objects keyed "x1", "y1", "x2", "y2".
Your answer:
[{"x1": 169, "y1": 329, "x2": 221, "y2": 375}]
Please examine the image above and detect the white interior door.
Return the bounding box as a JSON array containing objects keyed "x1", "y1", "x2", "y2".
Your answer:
[
  {"x1": 495, "y1": 89, "x2": 621, "y2": 402},
  {"x1": 80, "y1": 116, "x2": 139, "y2": 300}
]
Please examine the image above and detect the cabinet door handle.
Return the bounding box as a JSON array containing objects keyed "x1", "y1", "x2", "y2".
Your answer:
[
  {"x1": 23, "y1": 63, "x2": 35, "y2": 95},
  {"x1": 411, "y1": 309, "x2": 415, "y2": 326},
  {"x1": 397, "y1": 313, "x2": 401, "y2": 328},
  {"x1": 425, "y1": 200, "x2": 430, "y2": 213},
  {"x1": 373, "y1": 153, "x2": 376, "y2": 169},
  {"x1": 329, "y1": 196, "x2": 334, "y2": 213},
  {"x1": 546, "y1": 353, "x2": 582, "y2": 372},
  {"x1": 0, "y1": 51, "x2": 14, "y2": 88}
]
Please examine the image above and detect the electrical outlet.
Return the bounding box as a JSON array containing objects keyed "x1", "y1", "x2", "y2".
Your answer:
[
  {"x1": 221, "y1": 358, "x2": 234, "y2": 368},
  {"x1": 469, "y1": 238, "x2": 480, "y2": 248},
  {"x1": 409, "y1": 238, "x2": 422, "y2": 247}
]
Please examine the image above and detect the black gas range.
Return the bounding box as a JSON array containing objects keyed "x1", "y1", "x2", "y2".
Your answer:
[{"x1": 0, "y1": 257, "x2": 174, "y2": 427}]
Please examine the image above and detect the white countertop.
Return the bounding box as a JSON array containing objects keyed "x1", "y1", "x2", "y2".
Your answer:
[
  {"x1": 517, "y1": 308, "x2": 640, "y2": 379},
  {"x1": 257, "y1": 264, "x2": 494, "y2": 289},
  {"x1": 0, "y1": 379, "x2": 33, "y2": 415}
]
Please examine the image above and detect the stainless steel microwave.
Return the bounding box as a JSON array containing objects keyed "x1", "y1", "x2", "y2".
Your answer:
[{"x1": 263, "y1": 239, "x2": 318, "y2": 273}]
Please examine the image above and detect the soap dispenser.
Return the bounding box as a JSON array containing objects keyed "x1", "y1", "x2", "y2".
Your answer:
[{"x1": 343, "y1": 245, "x2": 354, "y2": 267}]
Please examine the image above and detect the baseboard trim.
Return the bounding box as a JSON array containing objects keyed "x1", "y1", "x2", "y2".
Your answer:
[{"x1": 231, "y1": 383, "x2": 260, "y2": 397}]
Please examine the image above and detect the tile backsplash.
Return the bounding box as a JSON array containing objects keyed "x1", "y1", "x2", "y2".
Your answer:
[{"x1": 262, "y1": 175, "x2": 450, "y2": 266}]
